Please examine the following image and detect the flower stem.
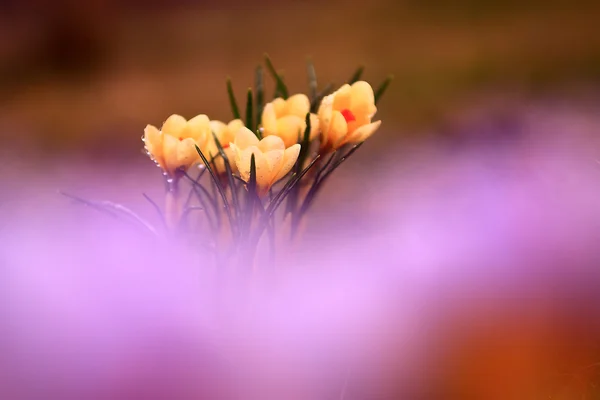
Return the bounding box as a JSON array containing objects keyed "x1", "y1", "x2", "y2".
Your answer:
[{"x1": 165, "y1": 176, "x2": 182, "y2": 231}]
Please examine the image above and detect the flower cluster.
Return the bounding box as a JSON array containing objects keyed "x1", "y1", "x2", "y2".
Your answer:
[
  {"x1": 143, "y1": 80, "x2": 381, "y2": 192},
  {"x1": 139, "y1": 57, "x2": 391, "y2": 267}
]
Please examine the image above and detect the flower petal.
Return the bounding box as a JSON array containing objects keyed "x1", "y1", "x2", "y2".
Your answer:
[
  {"x1": 346, "y1": 120, "x2": 381, "y2": 144},
  {"x1": 162, "y1": 115, "x2": 187, "y2": 137},
  {"x1": 258, "y1": 135, "x2": 285, "y2": 153},
  {"x1": 272, "y1": 98, "x2": 286, "y2": 116},
  {"x1": 274, "y1": 115, "x2": 303, "y2": 147},
  {"x1": 185, "y1": 114, "x2": 211, "y2": 148},
  {"x1": 225, "y1": 119, "x2": 245, "y2": 143},
  {"x1": 350, "y1": 81, "x2": 376, "y2": 117},
  {"x1": 332, "y1": 84, "x2": 351, "y2": 111},
  {"x1": 263, "y1": 149, "x2": 284, "y2": 185},
  {"x1": 177, "y1": 137, "x2": 200, "y2": 170},
  {"x1": 261, "y1": 103, "x2": 278, "y2": 136},
  {"x1": 328, "y1": 110, "x2": 349, "y2": 149},
  {"x1": 234, "y1": 127, "x2": 260, "y2": 149},
  {"x1": 285, "y1": 94, "x2": 310, "y2": 117},
  {"x1": 274, "y1": 144, "x2": 300, "y2": 182},
  {"x1": 162, "y1": 133, "x2": 180, "y2": 175},
  {"x1": 309, "y1": 113, "x2": 320, "y2": 141},
  {"x1": 318, "y1": 94, "x2": 334, "y2": 145},
  {"x1": 144, "y1": 124, "x2": 163, "y2": 160}
]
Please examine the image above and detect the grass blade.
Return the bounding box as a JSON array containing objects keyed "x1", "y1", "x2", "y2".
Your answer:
[
  {"x1": 245, "y1": 87, "x2": 255, "y2": 134},
  {"x1": 142, "y1": 193, "x2": 167, "y2": 228},
  {"x1": 195, "y1": 145, "x2": 235, "y2": 234},
  {"x1": 226, "y1": 77, "x2": 241, "y2": 119},
  {"x1": 264, "y1": 54, "x2": 289, "y2": 99},
  {"x1": 374, "y1": 74, "x2": 394, "y2": 104},
  {"x1": 212, "y1": 131, "x2": 240, "y2": 234},
  {"x1": 310, "y1": 82, "x2": 334, "y2": 113},
  {"x1": 255, "y1": 65, "x2": 264, "y2": 128},
  {"x1": 348, "y1": 65, "x2": 364, "y2": 84},
  {"x1": 307, "y1": 58, "x2": 318, "y2": 101}
]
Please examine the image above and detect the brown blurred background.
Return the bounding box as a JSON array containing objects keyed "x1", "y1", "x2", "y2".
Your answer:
[{"x1": 1, "y1": 0, "x2": 599, "y2": 160}]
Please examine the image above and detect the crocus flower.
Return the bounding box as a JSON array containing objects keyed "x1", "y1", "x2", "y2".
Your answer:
[
  {"x1": 261, "y1": 94, "x2": 319, "y2": 147},
  {"x1": 144, "y1": 114, "x2": 212, "y2": 177},
  {"x1": 208, "y1": 119, "x2": 245, "y2": 174},
  {"x1": 230, "y1": 127, "x2": 301, "y2": 197},
  {"x1": 318, "y1": 81, "x2": 381, "y2": 152}
]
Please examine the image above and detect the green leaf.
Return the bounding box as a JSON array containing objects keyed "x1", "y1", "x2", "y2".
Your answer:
[
  {"x1": 255, "y1": 65, "x2": 264, "y2": 128},
  {"x1": 374, "y1": 74, "x2": 394, "y2": 104},
  {"x1": 226, "y1": 77, "x2": 241, "y2": 120},
  {"x1": 195, "y1": 145, "x2": 235, "y2": 233},
  {"x1": 264, "y1": 54, "x2": 289, "y2": 99},
  {"x1": 293, "y1": 143, "x2": 364, "y2": 235},
  {"x1": 310, "y1": 82, "x2": 334, "y2": 113},
  {"x1": 212, "y1": 131, "x2": 240, "y2": 235},
  {"x1": 142, "y1": 193, "x2": 167, "y2": 228},
  {"x1": 306, "y1": 58, "x2": 318, "y2": 101},
  {"x1": 286, "y1": 112, "x2": 312, "y2": 215},
  {"x1": 245, "y1": 87, "x2": 255, "y2": 134},
  {"x1": 348, "y1": 65, "x2": 364, "y2": 84}
]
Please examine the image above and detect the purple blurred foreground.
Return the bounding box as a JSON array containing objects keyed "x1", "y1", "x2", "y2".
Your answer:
[{"x1": 1, "y1": 106, "x2": 600, "y2": 399}]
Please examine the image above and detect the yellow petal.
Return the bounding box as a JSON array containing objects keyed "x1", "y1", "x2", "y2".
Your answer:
[
  {"x1": 328, "y1": 110, "x2": 349, "y2": 149},
  {"x1": 272, "y1": 98, "x2": 286, "y2": 116},
  {"x1": 177, "y1": 138, "x2": 200, "y2": 170},
  {"x1": 234, "y1": 127, "x2": 260, "y2": 149},
  {"x1": 237, "y1": 146, "x2": 271, "y2": 191},
  {"x1": 162, "y1": 115, "x2": 187, "y2": 137},
  {"x1": 261, "y1": 103, "x2": 278, "y2": 136},
  {"x1": 144, "y1": 124, "x2": 163, "y2": 160},
  {"x1": 275, "y1": 115, "x2": 303, "y2": 147},
  {"x1": 185, "y1": 114, "x2": 211, "y2": 149},
  {"x1": 285, "y1": 94, "x2": 310, "y2": 117},
  {"x1": 210, "y1": 120, "x2": 227, "y2": 138},
  {"x1": 258, "y1": 135, "x2": 285, "y2": 152},
  {"x1": 350, "y1": 81, "x2": 376, "y2": 117},
  {"x1": 318, "y1": 94, "x2": 334, "y2": 145},
  {"x1": 346, "y1": 120, "x2": 381, "y2": 144},
  {"x1": 162, "y1": 134, "x2": 180, "y2": 175},
  {"x1": 332, "y1": 84, "x2": 351, "y2": 111},
  {"x1": 309, "y1": 113, "x2": 320, "y2": 141},
  {"x1": 274, "y1": 144, "x2": 300, "y2": 182},
  {"x1": 263, "y1": 149, "x2": 284, "y2": 185},
  {"x1": 225, "y1": 119, "x2": 245, "y2": 143}
]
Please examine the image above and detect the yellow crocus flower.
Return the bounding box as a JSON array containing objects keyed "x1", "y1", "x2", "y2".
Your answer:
[
  {"x1": 318, "y1": 81, "x2": 381, "y2": 152},
  {"x1": 143, "y1": 114, "x2": 212, "y2": 177},
  {"x1": 261, "y1": 94, "x2": 319, "y2": 148},
  {"x1": 230, "y1": 127, "x2": 301, "y2": 197}
]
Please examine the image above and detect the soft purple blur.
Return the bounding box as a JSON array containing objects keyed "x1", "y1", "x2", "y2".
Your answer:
[{"x1": 2, "y1": 103, "x2": 600, "y2": 399}]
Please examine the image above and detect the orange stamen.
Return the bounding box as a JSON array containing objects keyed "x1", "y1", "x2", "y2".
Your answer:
[{"x1": 340, "y1": 109, "x2": 356, "y2": 123}]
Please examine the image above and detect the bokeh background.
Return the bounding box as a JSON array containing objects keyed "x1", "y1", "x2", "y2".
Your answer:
[{"x1": 2, "y1": 0, "x2": 600, "y2": 399}]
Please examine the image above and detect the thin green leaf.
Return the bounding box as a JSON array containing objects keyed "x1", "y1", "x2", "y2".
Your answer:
[
  {"x1": 310, "y1": 82, "x2": 334, "y2": 113},
  {"x1": 226, "y1": 77, "x2": 241, "y2": 120},
  {"x1": 296, "y1": 143, "x2": 364, "y2": 226},
  {"x1": 245, "y1": 87, "x2": 255, "y2": 134},
  {"x1": 374, "y1": 74, "x2": 394, "y2": 104},
  {"x1": 60, "y1": 191, "x2": 158, "y2": 235},
  {"x1": 348, "y1": 65, "x2": 364, "y2": 84},
  {"x1": 264, "y1": 54, "x2": 289, "y2": 99},
  {"x1": 255, "y1": 65, "x2": 264, "y2": 128},
  {"x1": 212, "y1": 131, "x2": 240, "y2": 234},
  {"x1": 195, "y1": 145, "x2": 235, "y2": 233},
  {"x1": 183, "y1": 171, "x2": 218, "y2": 231},
  {"x1": 250, "y1": 155, "x2": 321, "y2": 248},
  {"x1": 307, "y1": 58, "x2": 318, "y2": 101},
  {"x1": 267, "y1": 154, "x2": 320, "y2": 220},
  {"x1": 142, "y1": 193, "x2": 167, "y2": 228},
  {"x1": 286, "y1": 112, "x2": 312, "y2": 214},
  {"x1": 182, "y1": 166, "x2": 208, "y2": 209}
]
